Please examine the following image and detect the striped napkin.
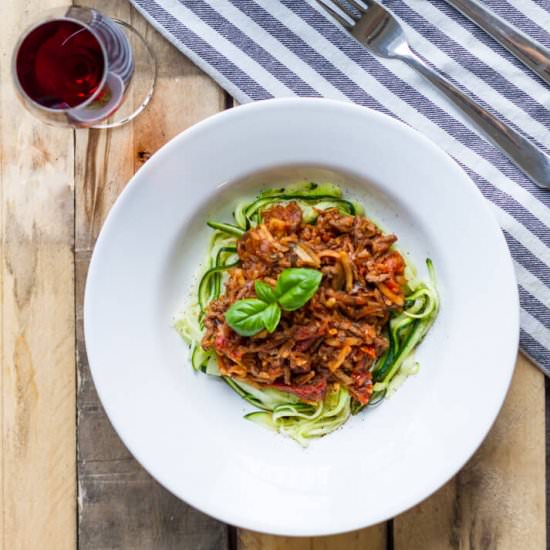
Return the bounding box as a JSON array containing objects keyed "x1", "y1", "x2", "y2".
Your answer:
[{"x1": 130, "y1": 0, "x2": 550, "y2": 372}]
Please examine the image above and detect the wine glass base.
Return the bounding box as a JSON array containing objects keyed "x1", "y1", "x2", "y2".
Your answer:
[{"x1": 90, "y1": 19, "x2": 157, "y2": 129}]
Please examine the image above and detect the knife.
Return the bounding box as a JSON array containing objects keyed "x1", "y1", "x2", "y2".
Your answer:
[{"x1": 442, "y1": 0, "x2": 550, "y2": 86}]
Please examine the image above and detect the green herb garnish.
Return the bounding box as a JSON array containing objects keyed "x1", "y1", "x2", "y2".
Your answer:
[
  {"x1": 274, "y1": 268, "x2": 322, "y2": 311},
  {"x1": 225, "y1": 268, "x2": 322, "y2": 336}
]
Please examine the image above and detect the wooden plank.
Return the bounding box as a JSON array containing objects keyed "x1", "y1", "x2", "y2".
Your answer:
[
  {"x1": 394, "y1": 353, "x2": 546, "y2": 549},
  {"x1": 238, "y1": 526, "x2": 387, "y2": 550},
  {"x1": 231, "y1": 95, "x2": 387, "y2": 550},
  {"x1": 75, "y1": 2, "x2": 227, "y2": 549},
  {"x1": 1, "y1": 1, "x2": 76, "y2": 549}
]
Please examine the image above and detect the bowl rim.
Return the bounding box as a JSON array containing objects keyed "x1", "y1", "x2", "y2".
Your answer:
[{"x1": 84, "y1": 97, "x2": 519, "y2": 536}]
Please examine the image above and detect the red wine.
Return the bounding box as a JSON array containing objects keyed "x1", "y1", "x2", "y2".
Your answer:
[{"x1": 16, "y1": 19, "x2": 105, "y2": 109}]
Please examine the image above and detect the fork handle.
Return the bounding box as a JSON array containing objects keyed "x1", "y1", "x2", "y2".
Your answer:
[
  {"x1": 442, "y1": 0, "x2": 550, "y2": 86},
  {"x1": 401, "y1": 50, "x2": 550, "y2": 189}
]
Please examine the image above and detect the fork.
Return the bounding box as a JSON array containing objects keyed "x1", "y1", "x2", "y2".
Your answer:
[{"x1": 317, "y1": 0, "x2": 550, "y2": 190}]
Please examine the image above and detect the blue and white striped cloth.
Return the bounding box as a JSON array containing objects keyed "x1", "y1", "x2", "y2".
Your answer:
[{"x1": 130, "y1": 0, "x2": 550, "y2": 372}]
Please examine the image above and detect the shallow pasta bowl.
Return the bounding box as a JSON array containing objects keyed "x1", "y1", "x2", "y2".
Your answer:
[{"x1": 84, "y1": 98, "x2": 518, "y2": 536}]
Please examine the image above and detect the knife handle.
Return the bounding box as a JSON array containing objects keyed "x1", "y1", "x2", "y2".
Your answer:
[
  {"x1": 400, "y1": 48, "x2": 550, "y2": 189},
  {"x1": 443, "y1": 0, "x2": 550, "y2": 86}
]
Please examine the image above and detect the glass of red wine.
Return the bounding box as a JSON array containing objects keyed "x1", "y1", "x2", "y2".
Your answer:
[{"x1": 13, "y1": 6, "x2": 156, "y2": 128}]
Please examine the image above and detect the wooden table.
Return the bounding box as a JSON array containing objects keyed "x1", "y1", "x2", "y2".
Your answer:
[{"x1": 1, "y1": 1, "x2": 547, "y2": 548}]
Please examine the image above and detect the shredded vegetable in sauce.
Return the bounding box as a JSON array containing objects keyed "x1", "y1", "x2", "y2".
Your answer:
[{"x1": 175, "y1": 182, "x2": 439, "y2": 446}]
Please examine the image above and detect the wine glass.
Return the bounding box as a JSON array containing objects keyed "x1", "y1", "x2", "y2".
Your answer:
[{"x1": 12, "y1": 5, "x2": 157, "y2": 128}]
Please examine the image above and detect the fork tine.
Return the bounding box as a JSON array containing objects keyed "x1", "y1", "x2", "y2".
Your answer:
[
  {"x1": 346, "y1": 0, "x2": 369, "y2": 12},
  {"x1": 316, "y1": 0, "x2": 356, "y2": 28},
  {"x1": 332, "y1": 0, "x2": 362, "y2": 19}
]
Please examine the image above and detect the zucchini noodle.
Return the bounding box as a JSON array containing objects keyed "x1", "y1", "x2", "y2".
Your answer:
[{"x1": 174, "y1": 182, "x2": 439, "y2": 446}]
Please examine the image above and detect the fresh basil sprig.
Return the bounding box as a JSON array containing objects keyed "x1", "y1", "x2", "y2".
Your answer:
[
  {"x1": 225, "y1": 268, "x2": 322, "y2": 336},
  {"x1": 262, "y1": 302, "x2": 281, "y2": 333},
  {"x1": 275, "y1": 268, "x2": 323, "y2": 311},
  {"x1": 254, "y1": 280, "x2": 278, "y2": 303},
  {"x1": 224, "y1": 299, "x2": 273, "y2": 337}
]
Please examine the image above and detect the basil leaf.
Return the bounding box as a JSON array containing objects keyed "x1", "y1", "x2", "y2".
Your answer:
[
  {"x1": 255, "y1": 280, "x2": 277, "y2": 303},
  {"x1": 225, "y1": 299, "x2": 270, "y2": 336},
  {"x1": 225, "y1": 269, "x2": 322, "y2": 336},
  {"x1": 262, "y1": 302, "x2": 281, "y2": 333},
  {"x1": 275, "y1": 268, "x2": 322, "y2": 311}
]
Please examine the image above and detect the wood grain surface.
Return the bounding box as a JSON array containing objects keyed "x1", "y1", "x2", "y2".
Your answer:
[
  {"x1": 238, "y1": 527, "x2": 387, "y2": 550},
  {"x1": 393, "y1": 354, "x2": 546, "y2": 550},
  {"x1": 74, "y1": 2, "x2": 227, "y2": 549},
  {"x1": 237, "y1": 355, "x2": 545, "y2": 550},
  {"x1": 1, "y1": 1, "x2": 76, "y2": 549},
  {"x1": 0, "y1": 0, "x2": 547, "y2": 548}
]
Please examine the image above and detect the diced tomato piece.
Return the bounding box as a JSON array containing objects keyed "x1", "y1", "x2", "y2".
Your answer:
[
  {"x1": 361, "y1": 345, "x2": 377, "y2": 359},
  {"x1": 385, "y1": 278, "x2": 401, "y2": 293},
  {"x1": 270, "y1": 377, "x2": 327, "y2": 402},
  {"x1": 349, "y1": 384, "x2": 373, "y2": 405},
  {"x1": 349, "y1": 370, "x2": 373, "y2": 404},
  {"x1": 382, "y1": 251, "x2": 405, "y2": 274}
]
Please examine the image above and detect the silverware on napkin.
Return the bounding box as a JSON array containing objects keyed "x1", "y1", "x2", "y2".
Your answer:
[
  {"x1": 442, "y1": 0, "x2": 550, "y2": 88},
  {"x1": 317, "y1": 0, "x2": 550, "y2": 190}
]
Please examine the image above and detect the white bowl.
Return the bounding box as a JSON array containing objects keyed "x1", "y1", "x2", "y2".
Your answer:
[{"x1": 84, "y1": 98, "x2": 518, "y2": 536}]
